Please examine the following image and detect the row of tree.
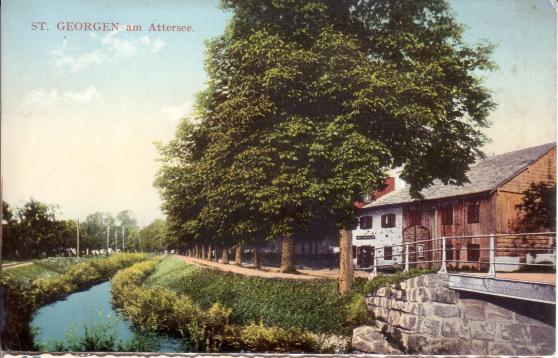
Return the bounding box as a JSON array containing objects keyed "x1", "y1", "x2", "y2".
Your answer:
[
  {"x1": 156, "y1": 0, "x2": 495, "y2": 293},
  {"x1": 2, "y1": 200, "x2": 171, "y2": 260}
]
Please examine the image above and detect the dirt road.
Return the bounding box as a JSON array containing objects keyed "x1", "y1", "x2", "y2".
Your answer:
[{"x1": 174, "y1": 255, "x2": 371, "y2": 280}]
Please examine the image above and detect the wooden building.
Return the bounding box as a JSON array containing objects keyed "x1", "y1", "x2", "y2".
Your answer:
[{"x1": 364, "y1": 143, "x2": 556, "y2": 269}]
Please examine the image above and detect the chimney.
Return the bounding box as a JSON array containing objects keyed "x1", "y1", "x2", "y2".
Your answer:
[{"x1": 372, "y1": 177, "x2": 395, "y2": 200}]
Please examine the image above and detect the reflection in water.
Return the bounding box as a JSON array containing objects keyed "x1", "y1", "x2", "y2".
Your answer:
[{"x1": 31, "y1": 281, "x2": 181, "y2": 352}]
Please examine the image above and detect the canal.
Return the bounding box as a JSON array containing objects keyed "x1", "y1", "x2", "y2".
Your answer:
[{"x1": 31, "y1": 281, "x2": 181, "y2": 352}]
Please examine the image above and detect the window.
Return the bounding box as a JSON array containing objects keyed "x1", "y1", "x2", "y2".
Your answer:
[
  {"x1": 381, "y1": 213, "x2": 396, "y2": 228},
  {"x1": 441, "y1": 207, "x2": 453, "y2": 225},
  {"x1": 359, "y1": 216, "x2": 373, "y2": 229},
  {"x1": 467, "y1": 244, "x2": 480, "y2": 262},
  {"x1": 467, "y1": 203, "x2": 480, "y2": 224},
  {"x1": 417, "y1": 244, "x2": 425, "y2": 259},
  {"x1": 446, "y1": 242, "x2": 454, "y2": 262},
  {"x1": 384, "y1": 247, "x2": 393, "y2": 260},
  {"x1": 356, "y1": 235, "x2": 375, "y2": 240}
]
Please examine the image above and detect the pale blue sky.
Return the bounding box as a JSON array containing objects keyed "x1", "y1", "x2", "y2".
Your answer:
[{"x1": 1, "y1": 0, "x2": 556, "y2": 225}]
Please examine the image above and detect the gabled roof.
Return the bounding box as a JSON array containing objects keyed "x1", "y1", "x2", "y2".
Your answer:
[{"x1": 364, "y1": 142, "x2": 556, "y2": 209}]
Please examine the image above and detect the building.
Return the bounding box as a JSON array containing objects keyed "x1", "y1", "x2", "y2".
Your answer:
[
  {"x1": 352, "y1": 177, "x2": 405, "y2": 268},
  {"x1": 360, "y1": 142, "x2": 556, "y2": 270}
]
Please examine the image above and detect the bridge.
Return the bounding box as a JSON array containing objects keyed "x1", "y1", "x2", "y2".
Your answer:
[{"x1": 356, "y1": 232, "x2": 556, "y2": 304}]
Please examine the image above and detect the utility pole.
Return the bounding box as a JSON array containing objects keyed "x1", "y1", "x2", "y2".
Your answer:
[
  {"x1": 76, "y1": 218, "x2": 80, "y2": 257},
  {"x1": 122, "y1": 225, "x2": 125, "y2": 252},
  {"x1": 1, "y1": 177, "x2": 3, "y2": 273}
]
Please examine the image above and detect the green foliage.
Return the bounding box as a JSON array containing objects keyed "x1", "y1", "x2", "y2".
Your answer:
[
  {"x1": 0, "y1": 253, "x2": 148, "y2": 351},
  {"x1": 114, "y1": 258, "x2": 346, "y2": 352},
  {"x1": 240, "y1": 322, "x2": 319, "y2": 353},
  {"x1": 518, "y1": 182, "x2": 556, "y2": 231},
  {"x1": 156, "y1": 0, "x2": 495, "y2": 261},
  {"x1": 145, "y1": 257, "x2": 365, "y2": 333},
  {"x1": 361, "y1": 268, "x2": 435, "y2": 295},
  {"x1": 38, "y1": 318, "x2": 160, "y2": 352},
  {"x1": 343, "y1": 292, "x2": 373, "y2": 327}
]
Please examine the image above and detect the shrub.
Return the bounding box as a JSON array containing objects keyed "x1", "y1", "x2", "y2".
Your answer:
[
  {"x1": 145, "y1": 257, "x2": 352, "y2": 333},
  {"x1": 362, "y1": 268, "x2": 435, "y2": 295},
  {"x1": 1, "y1": 253, "x2": 149, "y2": 351},
  {"x1": 240, "y1": 322, "x2": 319, "y2": 353}
]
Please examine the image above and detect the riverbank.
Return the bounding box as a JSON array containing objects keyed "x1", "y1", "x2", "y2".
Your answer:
[{"x1": 1, "y1": 253, "x2": 149, "y2": 351}]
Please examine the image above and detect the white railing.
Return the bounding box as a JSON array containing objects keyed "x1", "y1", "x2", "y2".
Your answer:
[{"x1": 354, "y1": 232, "x2": 556, "y2": 277}]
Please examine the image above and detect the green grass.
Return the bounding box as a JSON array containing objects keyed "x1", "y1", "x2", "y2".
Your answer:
[
  {"x1": 2, "y1": 257, "x2": 88, "y2": 282},
  {"x1": 144, "y1": 257, "x2": 360, "y2": 334}
]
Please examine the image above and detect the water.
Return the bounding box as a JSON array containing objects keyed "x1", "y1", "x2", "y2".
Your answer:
[{"x1": 31, "y1": 281, "x2": 181, "y2": 352}]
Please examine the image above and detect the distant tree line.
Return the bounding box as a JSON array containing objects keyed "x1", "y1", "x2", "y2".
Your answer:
[{"x1": 2, "y1": 199, "x2": 172, "y2": 260}]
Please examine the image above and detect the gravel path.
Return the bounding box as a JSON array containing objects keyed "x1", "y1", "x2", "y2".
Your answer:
[{"x1": 174, "y1": 255, "x2": 371, "y2": 280}]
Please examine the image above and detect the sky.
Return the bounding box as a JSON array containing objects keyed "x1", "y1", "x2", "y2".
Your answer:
[{"x1": 1, "y1": 0, "x2": 556, "y2": 226}]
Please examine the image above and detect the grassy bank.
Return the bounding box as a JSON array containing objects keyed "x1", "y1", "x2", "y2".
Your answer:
[
  {"x1": 143, "y1": 257, "x2": 369, "y2": 334},
  {"x1": 1, "y1": 253, "x2": 148, "y2": 351},
  {"x1": 112, "y1": 259, "x2": 322, "y2": 353}
]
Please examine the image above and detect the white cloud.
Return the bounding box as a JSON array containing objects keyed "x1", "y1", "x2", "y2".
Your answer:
[
  {"x1": 52, "y1": 31, "x2": 166, "y2": 72},
  {"x1": 160, "y1": 101, "x2": 194, "y2": 123},
  {"x1": 22, "y1": 86, "x2": 102, "y2": 114},
  {"x1": 63, "y1": 85, "x2": 102, "y2": 104}
]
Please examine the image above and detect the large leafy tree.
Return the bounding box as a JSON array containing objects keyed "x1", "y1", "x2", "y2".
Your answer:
[
  {"x1": 518, "y1": 182, "x2": 556, "y2": 232},
  {"x1": 157, "y1": 0, "x2": 494, "y2": 288}
]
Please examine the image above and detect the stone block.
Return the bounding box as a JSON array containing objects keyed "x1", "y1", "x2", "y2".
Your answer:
[
  {"x1": 418, "y1": 304, "x2": 432, "y2": 316},
  {"x1": 418, "y1": 318, "x2": 441, "y2": 336},
  {"x1": 428, "y1": 337, "x2": 464, "y2": 355},
  {"x1": 440, "y1": 320, "x2": 457, "y2": 338},
  {"x1": 387, "y1": 309, "x2": 401, "y2": 326},
  {"x1": 398, "y1": 313, "x2": 418, "y2": 331},
  {"x1": 470, "y1": 321, "x2": 496, "y2": 340},
  {"x1": 499, "y1": 323, "x2": 529, "y2": 343},
  {"x1": 463, "y1": 304, "x2": 486, "y2": 321},
  {"x1": 374, "y1": 307, "x2": 389, "y2": 322},
  {"x1": 529, "y1": 325, "x2": 555, "y2": 346},
  {"x1": 400, "y1": 301, "x2": 419, "y2": 315},
  {"x1": 376, "y1": 286, "x2": 387, "y2": 297},
  {"x1": 405, "y1": 333, "x2": 428, "y2": 353},
  {"x1": 433, "y1": 303, "x2": 460, "y2": 318},
  {"x1": 351, "y1": 325, "x2": 384, "y2": 353},
  {"x1": 468, "y1": 339, "x2": 489, "y2": 355},
  {"x1": 431, "y1": 288, "x2": 459, "y2": 304},
  {"x1": 485, "y1": 304, "x2": 514, "y2": 321},
  {"x1": 351, "y1": 325, "x2": 403, "y2": 354},
  {"x1": 488, "y1": 342, "x2": 516, "y2": 355}
]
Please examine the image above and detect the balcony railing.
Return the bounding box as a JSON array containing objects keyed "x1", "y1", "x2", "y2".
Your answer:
[{"x1": 354, "y1": 232, "x2": 556, "y2": 278}]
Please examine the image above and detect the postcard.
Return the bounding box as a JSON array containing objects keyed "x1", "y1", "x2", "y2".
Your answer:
[{"x1": 1, "y1": 0, "x2": 556, "y2": 356}]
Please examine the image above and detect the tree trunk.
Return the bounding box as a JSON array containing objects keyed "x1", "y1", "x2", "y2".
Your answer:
[
  {"x1": 280, "y1": 235, "x2": 295, "y2": 273},
  {"x1": 201, "y1": 245, "x2": 206, "y2": 259},
  {"x1": 221, "y1": 248, "x2": 229, "y2": 264},
  {"x1": 194, "y1": 245, "x2": 198, "y2": 257},
  {"x1": 235, "y1": 245, "x2": 242, "y2": 266},
  {"x1": 208, "y1": 245, "x2": 213, "y2": 261},
  {"x1": 253, "y1": 242, "x2": 261, "y2": 269},
  {"x1": 339, "y1": 228, "x2": 354, "y2": 294}
]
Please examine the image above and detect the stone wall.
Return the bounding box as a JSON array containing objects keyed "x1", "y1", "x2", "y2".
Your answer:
[{"x1": 353, "y1": 274, "x2": 555, "y2": 355}]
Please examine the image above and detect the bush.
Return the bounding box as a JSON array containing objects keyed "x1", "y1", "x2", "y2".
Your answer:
[
  {"x1": 114, "y1": 258, "x2": 325, "y2": 353},
  {"x1": 361, "y1": 268, "x2": 435, "y2": 295},
  {"x1": 144, "y1": 257, "x2": 353, "y2": 333},
  {"x1": 1, "y1": 253, "x2": 149, "y2": 351},
  {"x1": 240, "y1": 322, "x2": 319, "y2": 353}
]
